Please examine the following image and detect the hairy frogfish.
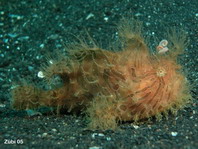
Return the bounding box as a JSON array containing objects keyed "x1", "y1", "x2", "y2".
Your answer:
[{"x1": 11, "y1": 19, "x2": 191, "y2": 129}]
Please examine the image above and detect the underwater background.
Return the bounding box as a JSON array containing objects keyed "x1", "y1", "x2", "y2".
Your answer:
[{"x1": 0, "y1": 0, "x2": 197, "y2": 148}]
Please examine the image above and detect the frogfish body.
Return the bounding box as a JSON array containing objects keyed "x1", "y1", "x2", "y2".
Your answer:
[{"x1": 11, "y1": 19, "x2": 191, "y2": 129}]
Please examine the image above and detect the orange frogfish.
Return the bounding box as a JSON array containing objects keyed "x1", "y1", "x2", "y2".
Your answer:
[{"x1": 11, "y1": 18, "x2": 191, "y2": 129}]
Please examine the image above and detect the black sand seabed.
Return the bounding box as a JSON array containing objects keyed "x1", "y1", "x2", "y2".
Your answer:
[{"x1": 0, "y1": 0, "x2": 197, "y2": 148}]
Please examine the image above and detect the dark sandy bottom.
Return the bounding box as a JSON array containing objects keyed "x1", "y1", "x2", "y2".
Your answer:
[{"x1": 0, "y1": 0, "x2": 197, "y2": 148}]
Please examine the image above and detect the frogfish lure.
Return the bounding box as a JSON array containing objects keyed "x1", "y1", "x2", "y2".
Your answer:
[{"x1": 11, "y1": 18, "x2": 191, "y2": 129}]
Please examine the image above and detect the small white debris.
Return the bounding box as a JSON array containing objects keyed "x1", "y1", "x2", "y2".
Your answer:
[
  {"x1": 38, "y1": 71, "x2": 45, "y2": 78},
  {"x1": 89, "y1": 146, "x2": 102, "y2": 149},
  {"x1": 98, "y1": 133, "x2": 105, "y2": 137},
  {"x1": 42, "y1": 133, "x2": 48, "y2": 137},
  {"x1": 49, "y1": 60, "x2": 53, "y2": 64},
  {"x1": 0, "y1": 104, "x2": 6, "y2": 108},
  {"x1": 52, "y1": 129, "x2": 57, "y2": 132},
  {"x1": 10, "y1": 84, "x2": 19, "y2": 89},
  {"x1": 75, "y1": 119, "x2": 79, "y2": 123},
  {"x1": 91, "y1": 133, "x2": 105, "y2": 139},
  {"x1": 86, "y1": 13, "x2": 94, "y2": 20},
  {"x1": 48, "y1": 34, "x2": 59, "y2": 39},
  {"x1": 171, "y1": 132, "x2": 178, "y2": 137},
  {"x1": 145, "y1": 22, "x2": 151, "y2": 26},
  {"x1": 106, "y1": 137, "x2": 111, "y2": 141},
  {"x1": 8, "y1": 33, "x2": 18, "y2": 38},
  {"x1": 0, "y1": 11, "x2": 4, "y2": 15},
  {"x1": 135, "y1": 12, "x2": 142, "y2": 17},
  {"x1": 18, "y1": 36, "x2": 29, "y2": 41},
  {"x1": 3, "y1": 38, "x2": 8, "y2": 43},
  {"x1": 9, "y1": 14, "x2": 24, "y2": 19},
  {"x1": 36, "y1": 55, "x2": 42, "y2": 60},
  {"x1": 195, "y1": 13, "x2": 198, "y2": 17},
  {"x1": 104, "y1": 17, "x2": 109, "y2": 22},
  {"x1": 92, "y1": 133, "x2": 97, "y2": 139},
  {"x1": 40, "y1": 44, "x2": 45, "y2": 48},
  {"x1": 132, "y1": 124, "x2": 139, "y2": 129}
]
